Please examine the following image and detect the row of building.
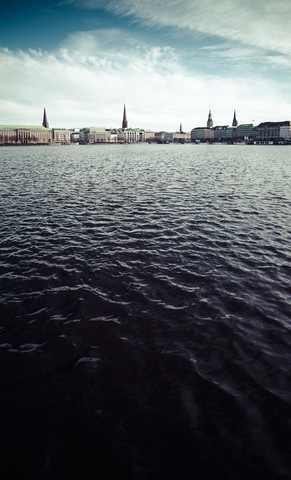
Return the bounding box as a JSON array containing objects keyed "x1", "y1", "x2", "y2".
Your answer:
[
  {"x1": 0, "y1": 107, "x2": 189, "y2": 145},
  {"x1": 190, "y1": 110, "x2": 291, "y2": 143},
  {"x1": 1, "y1": 107, "x2": 291, "y2": 145}
]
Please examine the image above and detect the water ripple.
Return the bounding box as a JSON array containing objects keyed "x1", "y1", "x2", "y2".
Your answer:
[{"x1": 1, "y1": 144, "x2": 291, "y2": 479}]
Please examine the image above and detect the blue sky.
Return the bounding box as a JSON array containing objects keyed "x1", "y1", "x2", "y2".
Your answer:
[{"x1": 1, "y1": 0, "x2": 291, "y2": 130}]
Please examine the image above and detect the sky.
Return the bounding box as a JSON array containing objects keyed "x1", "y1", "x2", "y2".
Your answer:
[{"x1": 1, "y1": 0, "x2": 291, "y2": 131}]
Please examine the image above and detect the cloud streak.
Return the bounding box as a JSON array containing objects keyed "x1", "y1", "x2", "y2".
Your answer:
[{"x1": 64, "y1": 0, "x2": 291, "y2": 56}]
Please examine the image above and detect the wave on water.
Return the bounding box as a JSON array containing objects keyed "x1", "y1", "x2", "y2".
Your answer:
[{"x1": 0, "y1": 144, "x2": 291, "y2": 479}]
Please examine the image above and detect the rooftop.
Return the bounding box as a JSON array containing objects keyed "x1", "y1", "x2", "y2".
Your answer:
[{"x1": 0, "y1": 125, "x2": 51, "y2": 130}]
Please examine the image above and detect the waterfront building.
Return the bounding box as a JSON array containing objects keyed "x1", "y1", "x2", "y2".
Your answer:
[
  {"x1": 172, "y1": 132, "x2": 189, "y2": 143},
  {"x1": 109, "y1": 131, "x2": 118, "y2": 143},
  {"x1": 191, "y1": 127, "x2": 210, "y2": 141},
  {"x1": 256, "y1": 121, "x2": 291, "y2": 141},
  {"x1": 79, "y1": 127, "x2": 112, "y2": 143},
  {"x1": 170, "y1": 123, "x2": 190, "y2": 143},
  {"x1": 212, "y1": 125, "x2": 229, "y2": 141},
  {"x1": 185, "y1": 132, "x2": 191, "y2": 142},
  {"x1": 225, "y1": 126, "x2": 236, "y2": 140},
  {"x1": 144, "y1": 130, "x2": 155, "y2": 142},
  {"x1": 69, "y1": 128, "x2": 80, "y2": 143},
  {"x1": 120, "y1": 128, "x2": 145, "y2": 143},
  {"x1": 154, "y1": 131, "x2": 172, "y2": 143},
  {"x1": 234, "y1": 123, "x2": 256, "y2": 141},
  {"x1": 0, "y1": 125, "x2": 18, "y2": 143},
  {"x1": 280, "y1": 122, "x2": 291, "y2": 140},
  {"x1": 52, "y1": 128, "x2": 71, "y2": 144},
  {"x1": 0, "y1": 125, "x2": 52, "y2": 144}
]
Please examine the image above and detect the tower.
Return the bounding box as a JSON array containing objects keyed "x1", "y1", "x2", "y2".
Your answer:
[
  {"x1": 232, "y1": 110, "x2": 238, "y2": 127},
  {"x1": 122, "y1": 104, "x2": 128, "y2": 129},
  {"x1": 42, "y1": 108, "x2": 49, "y2": 128},
  {"x1": 180, "y1": 122, "x2": 183, "y2": 134},
  {"x1": 207, "y1": 109, "x2": 213, "y2": 129}
]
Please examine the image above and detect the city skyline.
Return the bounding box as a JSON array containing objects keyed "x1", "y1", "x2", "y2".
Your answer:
[
  {"x1": 1, "y1": 1, "x2": 291, "y2": 130},
  {"x1": 1, "y1": 105, "x2": 290, "y2": 133}
]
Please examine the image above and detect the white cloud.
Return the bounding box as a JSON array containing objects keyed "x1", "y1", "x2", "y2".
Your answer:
[{"x1": 0, "y1": 27, "x2": 291, "y2": 130}]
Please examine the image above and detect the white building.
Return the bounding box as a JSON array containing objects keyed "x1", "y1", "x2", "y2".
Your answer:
[
  {"x1": 280, "y1": 123, "x2": 291, "y2": 140},
  {"x1": 120, "y1": 128, "x2": 145, "y2": 143},
  {"x1": 52, "y1": 128, "x2": 70, "y2": 144},
  {"x1": 79, "y1": 128, "x2": 112, "y2": 143}
]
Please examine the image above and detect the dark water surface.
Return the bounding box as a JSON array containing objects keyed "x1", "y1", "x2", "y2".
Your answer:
[{"x1": 0, "y1": 144, "x2": 291, "y2": 479}]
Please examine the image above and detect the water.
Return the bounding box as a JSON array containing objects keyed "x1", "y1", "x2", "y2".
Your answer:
[{"x1": 0, "y1": 143, "x2": 291, "y2": 479}]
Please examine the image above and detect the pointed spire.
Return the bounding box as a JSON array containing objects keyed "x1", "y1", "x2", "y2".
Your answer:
[
  {"x1": 207, "y1": 109, "x2": 213, "y2": 129},
  {"x1": 122, "y1": 104, "x2": 128, "y2": 129},
  {"x1": 42, "y1": 108, "x2": 49, "y2": 128},
  {"x1": 232, "y1": 109, "x2": 238, "y2": 127},
  {"x1": 180, "y1": 122, "x2": 183, "y2": 134}
]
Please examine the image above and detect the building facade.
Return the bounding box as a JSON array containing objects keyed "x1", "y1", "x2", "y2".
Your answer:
[
  {"x1": 154, "y1": 131, "x2": 172, "y2": 143},
  {"x1": 234, "y1": 124, "x2": 256, "y2": 141},
  {"x1": 144, "y1": 130, "x2": 155, "y2": 142},
  {"x1": 171, "y1": 132, "x2": 189, "y2": 143},
  {"x1": 0, "y1": 125, "x2": 52, "y2": 144},
  {"x1": 191, "y1": 127, "x2": 210, "y2": 141},
  {"x1": 79, "y1": 127, "x2": 112, "y2": 143},
  {"x1": 280, "y1": 122, "x2": 291, "y2": 140},
  {"x1": 256, "y1": 121, "x2": 291, "y2": 141},
  {"x1": 120, "y1": 128, "x2": 145, "y2": 143},
  {"x1": 212, "y1": 125, "x2": 229, "y2": 140},
  {"x1": 52, "y1": 128, "x2": 71, "y2": 144}
]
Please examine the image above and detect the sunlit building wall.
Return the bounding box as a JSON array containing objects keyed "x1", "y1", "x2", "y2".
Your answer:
[{"x1": 0, "y1": 125, "x2": 52, "y2": 144}]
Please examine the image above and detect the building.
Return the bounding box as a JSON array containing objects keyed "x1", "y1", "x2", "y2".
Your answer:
[
  {"x1": 144, "y1": 130, "x2": 155, "y2": 142},
  {"x1": 154, "y1": 131, "x2": 171, "y2": 143},
  {"x1": 256, "y1": 121, "x2": 291, "y2": 142},
  {"x1": 69, "y1": 129, "x2": 80, "y2": 143},
  {"x1": 212, "y1": 125, "x2": 229, "y2": 141},
  {"x1": 280, "y1": 122, "x2": 291, "y2": 140},
  {"x1": 234, "y1": 123, "x2": 256, "y2": 141},
  {"x1": 171, "y1": 132, "x2": 187, "y2": 143},
  {"x1": 119, "y1": 128, "x2": 145, "y2": 143},
  {"x1": 225, "y1": 126, "x2": 236, "y2": 140},
  {"x1": 0, "y1": 125, "x2": 52, "y2": 144},
  {"x1": 79, "y1": 127, "x2": 112, "y2": 143},
  {"x1": 109, "y1": 130, "x2": 118, "y2": 143},
  {"x1": 52, "y1": 128, "x2": 70, "y2": 144},
  {"x1": 0, "y1": 108, "x2": 56, "y2": 144},
  {"x1": 191, "y1": 127, "x2": 210, "y2": 142}
]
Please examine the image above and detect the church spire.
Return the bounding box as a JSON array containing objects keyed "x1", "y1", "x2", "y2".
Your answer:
[
  {"x1": 180, "y1": 122, "x2": 183, "y2": 134},
  {"x1": 42, "y1": 108, "x2": 49, "y2": 128},
  {"x1": 207, "y1": 109, "x2": 213, "y2": 129},
  {"x1": 122, "y1": 104, "x2": 128, "y2": 129},
  {"x1": 232, "y1": 109, "x2": 238, "y2": 127}
]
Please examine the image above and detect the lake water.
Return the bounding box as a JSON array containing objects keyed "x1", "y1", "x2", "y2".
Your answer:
[{"x1": 0, "y1": 143, "x2": 291, "y2": 479}]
